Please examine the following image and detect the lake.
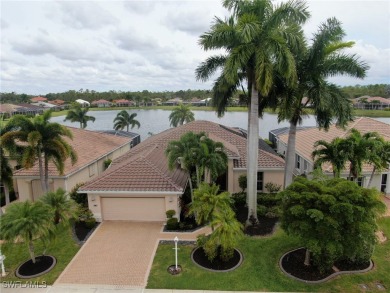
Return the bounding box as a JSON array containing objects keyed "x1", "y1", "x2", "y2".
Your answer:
[{"x1": 51, "y1": 109, "x2": 390, "y2": 142}]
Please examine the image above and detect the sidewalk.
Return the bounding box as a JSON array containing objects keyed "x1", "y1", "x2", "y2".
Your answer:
[{"x1": 1, "y1": 286, "x2": 278, "y2": 293}]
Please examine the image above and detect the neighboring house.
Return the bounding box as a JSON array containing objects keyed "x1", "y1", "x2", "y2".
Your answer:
[
  {"x1": 162, "y1": 97, "x2": 183, "y2": 106},
  {"x1": 79, "y1": 120, "x2": 285, "y2": 222},
  {"x1": 273, "y1": 117, "x2": 390, "y2": 194},
  {"x1": 184, "y1": 97, "x2": 206, "y2": 106},
  {"x1": 49, "y1": 99, "x2": 65, "y2": 106},
  {"x1": 13, "y1": 127, "x2": 133, "y2": 202},
  {"x1": 353, "y1": 96, "x2": 390, "y2": 110},
  {"x1": 0, "y1": 104, "x2": 44, "y2": 117},
  {"x1": 75, "y1": 99, "x2": 90, "y2": 107},
  {"x1": 31, "y1": 101, "x2": 60, "y2": 110},
  {"x1": 113, "y1": 99, "x2": 134, "y2": 107},
  {"x1": 91, "y1": 99, "x2": 112, "y2": 108},
  {"x1": 30, "y1": 96, "x2": 47, "y2": 103}
]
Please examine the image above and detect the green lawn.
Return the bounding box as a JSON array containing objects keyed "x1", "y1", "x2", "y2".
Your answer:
[
  {"x1": 147, "y1": 217, "x2": 390, "y2": 292},
  {"x1": 1, "y1": 226, "x2": 80, "y2": 284}
]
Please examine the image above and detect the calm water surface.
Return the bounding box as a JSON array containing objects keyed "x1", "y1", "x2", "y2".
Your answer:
[{"x1": 51, "y1": 109, "x2": 390, "y2": 142}]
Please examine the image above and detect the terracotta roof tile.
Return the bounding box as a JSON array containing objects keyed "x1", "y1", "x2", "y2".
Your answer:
[
  {"x1": 13, "y1": 127, "x2": 131, "y2": 177},
  {"x1": 278, "y1": 117, "x2": 390, "y2": 173},
  {"x1": 80, "y1": 120, "x2": 285, "y2": 192}
]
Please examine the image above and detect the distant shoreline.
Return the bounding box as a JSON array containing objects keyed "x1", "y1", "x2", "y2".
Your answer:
[{"x1": 50, "y1": 106, "x2": 390, "y2": 118}]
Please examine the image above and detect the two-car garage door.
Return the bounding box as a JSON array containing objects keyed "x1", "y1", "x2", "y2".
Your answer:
[{"x1": 101, "y1": 197, "x2": 166, "y2": 221}]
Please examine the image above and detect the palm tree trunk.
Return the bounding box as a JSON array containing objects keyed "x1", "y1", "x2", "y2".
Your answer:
[
  {"x1": 126, "y1": 125, "x2": 129, "y2": 132},
  {"x1": 284, "y1": 121, "x2": 297, "y2": 188},
  {"x1": 188, "y1": 173, "x2": 194, "y2": 203},
  {"x1": 28, "y1": 232, "x2": 36, "y2": 263},
  {"x1": 4, "y1": 184, "x2": 10, "y2": 205},
  {"x1": 246, "y1": 95, "x2": 251, "y2": 204},
  {"x1": 304, "y1": 249, "x2": 310, "y2": 266},
  {"x1": 367, "y1": 166, "x2": 376, "y2": 188},
  {"x1": 38, "y1": 149, "x2": 46, "y2": 196},
  {"x1": 247, "y1": 83, "x2": 259, "y2": 224},
  {"x1": 44, "y1": 156, "x2": 49, "y2": 193}
]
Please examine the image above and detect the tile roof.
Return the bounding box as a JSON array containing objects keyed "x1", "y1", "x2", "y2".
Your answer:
[
  {"x1": 278, "y1": 117, "x2": 390, "y2": 172},
  {"x1": 31, "y1": 96, "x2": 47, "y2": 102},
  {"x1": 80, "y1": 120, "x2": 285, "y2": 193},
  {"x1": 13, "y1": 127, "x2": 131, "y2": 177},
  {"x1": 354, "y1": 96, "x2": 390, "y2": 104},
  {"x1": 92, "y1": 99, "x2": 111, "y2": 104}
]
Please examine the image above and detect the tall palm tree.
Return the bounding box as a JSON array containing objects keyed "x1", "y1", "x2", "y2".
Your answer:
[
  {"x1": 40, "y1": 188, "x2": 77, "y2": 225},
  {"x1": 279, "y1": 18, "x2": 368, "y2": 187},
  {"x1": 64, "y1": 103, "x2": 96, "y2": 129},
  {"x1": 312, "y1": 138, "x2": 349, "y2": 178},
  {"x1": 196, "y1": 0, "x2": 309, "y2": 222},
  {"x1": 113, "y1": 110, "x2": 140, "y2": 132},
  {"x1": 0, "y1": 201, "x2": 53, "y2": 263},
  {"x1": 1, "y1": 111, "x2": 78, "y2": 194},
  {"x1": 168, "y1": 104, "x2": 195, "y2": 127}
]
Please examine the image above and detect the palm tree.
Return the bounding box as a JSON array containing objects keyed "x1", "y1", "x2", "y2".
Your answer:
[
  {"x1": 198, "y1": 136, "x2": 228, "y2": 182},
  {"x1": 188, "y1": 183, "x2": 232, "y2": 231},
  {"x1": 312, "y1": 138, "x2": 349, "y2": 178},
  {"x1": 113, "y1": 110, "x2": 140, "y2": 132},
  {"x1": 165, "y1": 132, "x2": 203, "y2": 200},
  {"x1": 344, "y1": 129, "x2": 382, "y2": 179},
  {"x1": 0, "y1": 127, "x2": 13, "y2": 208},
  {"x1": 64, "y1": 103, "x2": 96, "y2": 129},
  {"x1": 1, "y1": 111, "x2": 78, "y2": 194},
  {"x1": 0, "y1": 201, "x2": 53, "y2": 263},
  {"x1": 279, "y1": 18, "x2": 368, "y2": 187},
  {"x1": 40, "y1": 188, "x2": 77, "y2": 225},
  {"x1": 168, "y1": 104, "x2": 195, "y2": 127},
  {"x1": 196, "y1": 0, "x2": 309, "y2": 222},
  {"x1": 367, "y1": 140, "x2": 390, "y2": 188}
]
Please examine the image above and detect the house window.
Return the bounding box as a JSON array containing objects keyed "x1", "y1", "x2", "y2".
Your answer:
[
  {"x1": 381, "y1": 174, "x2": 388, "y2": 192},
  {"x1": 295, "y1": 154, "x2": 301, "y2": 169},
  {"x1": 304, "y1": 160, "x2": 309, "y2": 172},
  {"x1": 89, "y1": 164, "x2": 96, "y2": 177},
  {"x1": 347, "y1": 176, "x2": 364, "y2": 187},
  {"x1": 257, "y1": 172, "x2": 263, "y2": 191}
]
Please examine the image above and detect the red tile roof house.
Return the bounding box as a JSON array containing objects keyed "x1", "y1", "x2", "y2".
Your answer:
[
  {"x1": 353, "y1": 96, "x2": 390, "y2": 110},
  {"x1": 79, "y1": 120, "x2": 285, "y2": 222},
  {"x1": 30, "y1": 96, "x2": 47, "y2": 103},
  {"x1": 272, "y1": 117, "x2": 390, "y2": 194},
  {"x1": 113, "y1": 99, "x2": 135, "y2": 107},
  {"x1": 13, "y1": 127, "x2": 133, "y2": 202},
  {"x1": 91, "y1": 99, "x2": 112, "y2": 108}
]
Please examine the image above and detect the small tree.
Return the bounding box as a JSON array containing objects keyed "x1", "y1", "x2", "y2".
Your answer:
[
  {"x1": 0, "y1": 201, "x2": 53, "y2": 263},
  {"x1": 69, "y1": 182, "x2": 88, "y2": 207},
  {"x1": 40, "y1": 188, "x2": 77, "y2": 225},
  {"x1": 279, "y1": 177, "x2": 385, "y2": 272},
  {"x1": 238, "y1": 175, "x2": 247, "y2": 193}
]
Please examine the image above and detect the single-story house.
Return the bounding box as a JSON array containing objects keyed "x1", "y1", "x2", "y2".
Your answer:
[
  {"x1": 113, "y1": 99, "x2": 134, "y2": 107},
  {"x1": 91, "y1": 99, "x2": 112, "y2": 108},
  {"x1": 31, "y1": 101, "x2": 61, "y2": 110},
  {"x1": 13, "y1": 127, "x2": 133, "y2": 202},
  {"x1": 273, "y1": 117, "x2": 390, "y2": 194},
  {"x1": 353, "y1": 96, "x2": 390, "y2": 110},
  {"x1": 30, "y1": 96, "x2": 47, "y2": 103},
  {"x1": 75, "y1": 99, "x2": 90, "y2": 107},
  {"x1": 79, "y1": 120, "x2": 285, "y2": 222},
  {"x1": 49, "y1": 99, "x2": 65, "y2": 106},
  {"x1": 162, "y1": 97, "x2": 183, "y2": 106},
  {"x1": 0, "y1": 104, "x2": 44, "y2": 117},
  {"x1": 183, "y1": 97, "x2": 206, "y2": 106}
]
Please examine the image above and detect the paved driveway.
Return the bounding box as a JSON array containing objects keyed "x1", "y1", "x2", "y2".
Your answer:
[{"x1": 56, "y1": 221, "x2": 211, "y2": 288}]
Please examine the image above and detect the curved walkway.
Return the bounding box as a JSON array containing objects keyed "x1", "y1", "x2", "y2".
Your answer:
[{"x1": 55, "y1": 221, "x2": 211, "y2": 288}]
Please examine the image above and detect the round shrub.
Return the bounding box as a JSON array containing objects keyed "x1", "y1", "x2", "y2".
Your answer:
[
  {"x1": 166, "y1": 218, "x2": 179, "y2": 230},
  {"x1": 166, "y1": 209, "x2": 176, "y2": 219},
  {"x1": 257, "y1": 205, "x2": 267, "y2": 217}
]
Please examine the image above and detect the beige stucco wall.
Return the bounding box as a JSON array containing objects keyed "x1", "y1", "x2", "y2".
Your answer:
[
  {"x1": 13, "y1": 143, "x2": 130, "y2": 202},
  {"x1": 231, "y1": 169, "x2": 285, "y2": 194},
  {"x1": 87, "y1": 192, "x2": 182, "y2": 222}
]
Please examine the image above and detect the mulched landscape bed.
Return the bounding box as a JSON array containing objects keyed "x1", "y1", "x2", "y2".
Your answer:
[
  {"x1": 74, "y1": 221, "x2": 98, "y2": 242},
  {"x1": 245, "y1": 216, "x2": 279, "y2": 236},
  {"x1": 16, "y1": 255, "x2": 56, "y2": 278},
  {"x1": 191, "y1": 247, "x2": 242, "y2": 272},
  {"x1": 280, "y1": 248, "x2": 372, "y2": 282}
]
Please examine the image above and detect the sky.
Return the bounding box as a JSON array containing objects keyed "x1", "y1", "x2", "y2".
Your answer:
[{"x1": 1, "y1": 0, "x2": 389, "y2": 95}]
